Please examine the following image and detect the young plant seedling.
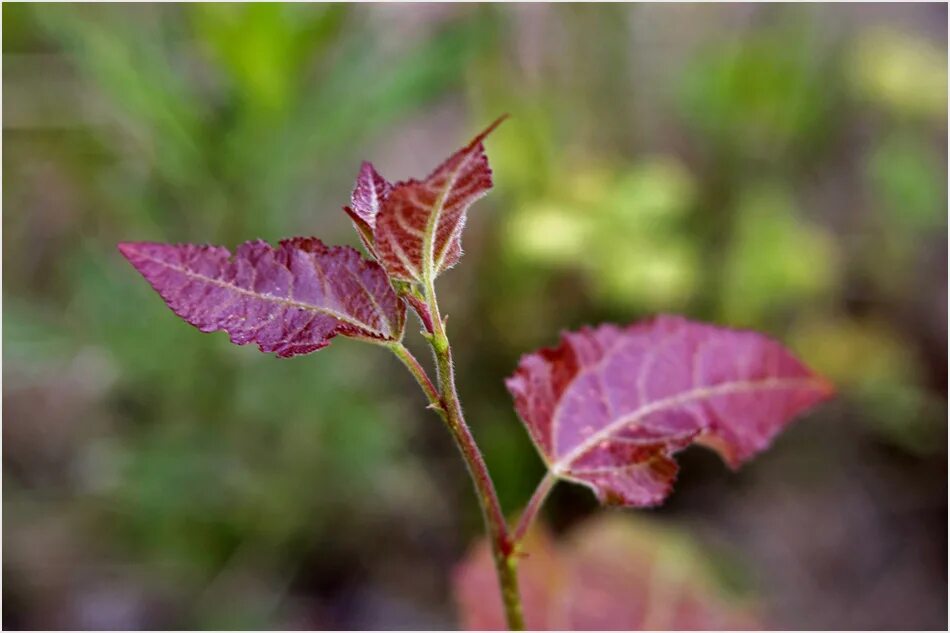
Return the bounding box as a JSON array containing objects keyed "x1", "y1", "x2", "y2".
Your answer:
[{"x1": 120, "y1": 116, "x2": 834, "y2": 630}]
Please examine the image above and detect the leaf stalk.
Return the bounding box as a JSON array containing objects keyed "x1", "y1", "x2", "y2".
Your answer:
[{"x1": 511, "y1": 470, "x2": 558, "y2": 546}]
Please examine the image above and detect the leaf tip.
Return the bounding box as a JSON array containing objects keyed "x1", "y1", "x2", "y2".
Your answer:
[
  {"x1": 471, "y1": 114, "x2": 509, "y2": 147},
  {"x1": 485, "y1": 112, "x2": 510, "y2": 133},
  {"x1": 815, "y1": 373, "x2": 837, "y2": 399},
  {"x1": 358, "y1": 160, "x2": 379, "y2": 176},
  {"x1": 117, "y1": 241, "x2": 140, "y2": 259},
  {"x1": 117, "y1": 241, "x2": 162, "y2": 270}
]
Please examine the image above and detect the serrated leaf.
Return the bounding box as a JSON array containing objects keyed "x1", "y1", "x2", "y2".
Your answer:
[
  {"x1": 344, "y1": 161, "x2": 392, "y2": 257},
  {"x1": 506, "y1": 315, "x2": 833, "y2": 506},
  {"x1": 118, "y1": 238, "x2": 405, "y2": 357},
  {"x1": 371, "y1": 116, "x2": 505, "y2": 283},
  {"x1": 454, "y1": 515, "x2": 761, "y2": 630}
]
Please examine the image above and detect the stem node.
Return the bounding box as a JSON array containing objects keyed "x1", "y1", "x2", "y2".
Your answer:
[{"x1": 389, "y1": 275, "x2": 528, "y2": 630}]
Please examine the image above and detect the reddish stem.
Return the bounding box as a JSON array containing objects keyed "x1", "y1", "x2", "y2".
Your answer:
[
  {"x1": 422, "y1": 276, "x2": 525, "y2": 630},
  {"x1": 512, "y1": 470, "x2": 557, "y2": 545}
]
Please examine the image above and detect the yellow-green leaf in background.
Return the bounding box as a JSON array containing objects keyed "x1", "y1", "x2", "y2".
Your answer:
[
  {"x1": 849, "y1": 28, "x2": 948, "y2": 121},
  {"x1": 721, "y1": 184, "x2": 839, "y2": 326},
  {"x1": 790, "y1": 315, "x2": 945, "y2": 455}
]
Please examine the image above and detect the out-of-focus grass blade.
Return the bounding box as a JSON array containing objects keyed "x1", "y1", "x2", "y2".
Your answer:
[
  {"x1": 30, "y1": 4, "x2": 209, "y2": 188},
  {"x1": 240, "y1": 16, "x2": 488, "y2": 232}
]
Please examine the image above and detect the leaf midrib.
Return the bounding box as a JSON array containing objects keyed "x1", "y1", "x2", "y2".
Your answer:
[
  {"x1": 422, "y1": 150, "x2": 478, "y2": 283},
  {"x1": 551, "y1": 376, "x2": 826, "y2": 474},
  {"x1": 136, "y1": 250, "x2": 388, "y2": 337}
]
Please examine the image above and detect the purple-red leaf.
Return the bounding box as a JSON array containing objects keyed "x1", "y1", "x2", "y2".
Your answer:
[
  {"x1": 118, "y1": 238, "x2": 405, "y2": 358},
  {"x1": 506, "y1": 315, "x2": 833, "y2": 507},
  {"x1": 344, "y1": 161, "x2": 392, "y2": 258},
  {"x1": 372, "y1": 116, "x2": 505, "y2": 283},
  {"x1": 454, "y1": 515, "x2": 761, "y2": 630}
]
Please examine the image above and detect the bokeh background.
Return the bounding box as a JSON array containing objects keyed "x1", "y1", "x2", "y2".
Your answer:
[{"x1": 3, "y1": 3, "x2": 947, "y2": 629}]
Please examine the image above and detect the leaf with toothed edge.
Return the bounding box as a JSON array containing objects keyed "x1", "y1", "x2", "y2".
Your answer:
[
  {"x1": 118, "y1": 238, "x2": 405, "y2": 358},
  {"x1": 505, "y1": 315, "x2": 834, "y2": 507},
  {"x1": 371, "y1": 116, "x2": 505, "y2": 283},
  {"x1": 344, "y1": 161, "x2": 392, "y2": 258}
]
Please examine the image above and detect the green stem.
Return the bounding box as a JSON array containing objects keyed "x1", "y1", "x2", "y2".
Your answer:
[
  {"x1": 421, "y1": 276, "x2": 525, "y2": 631},
  {"x1": 386, "y1": 336, "x2": 524, "y2": 629},
  {"x1": 388, "y1": 341, "x2": 441, "y2": 407}
]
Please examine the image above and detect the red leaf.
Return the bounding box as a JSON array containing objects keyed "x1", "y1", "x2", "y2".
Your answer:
[
  {"x1": 118, "y1": 238, "x2": 405, "y2": 358},
  {"x1": 454, "y1": 515, "x2": 762, "y2": 630},
  {"x1": 372, "y1": 116, "x2": 505, "y2": 282},
  {"x1": 401, "y1": 291, "x2": 435, "y2": 334},
  {"x1": 344, "y1": 161, "x2": 392, "y2": 258},
  {"x1": 506, "y1": 315, "x2": 833, "y2": 506},
  {"x1": 456, "y1": 528, "x2": 564, "y2": 631}
]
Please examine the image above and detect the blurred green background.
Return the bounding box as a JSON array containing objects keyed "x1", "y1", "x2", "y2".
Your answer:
[{"x1": 2, "y1": 3, "x2": 946, "y2": 629}]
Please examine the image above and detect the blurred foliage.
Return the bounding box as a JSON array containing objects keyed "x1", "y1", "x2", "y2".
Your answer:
[
  {"x1": 504, "y1": 158, "x2": 699, "y2": 311},
  {"x1": 790, "y1": 315, "x2": 946, "y2": 455},
  {"x1": 848, "y1": 27, "x2": 948, "y2": 121},
  {"x1": 678, "y1": 24, "x2": 839, "y2": 163},
  {"x1": 868, "y1": 131, "x2": 945, "y2": 232},
  {"x1": 3, "y1": 3, "x2": 947, "y2": 630},
  {"x1": 720, "y1": 183, "x2": 840, "y2": 326}
]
